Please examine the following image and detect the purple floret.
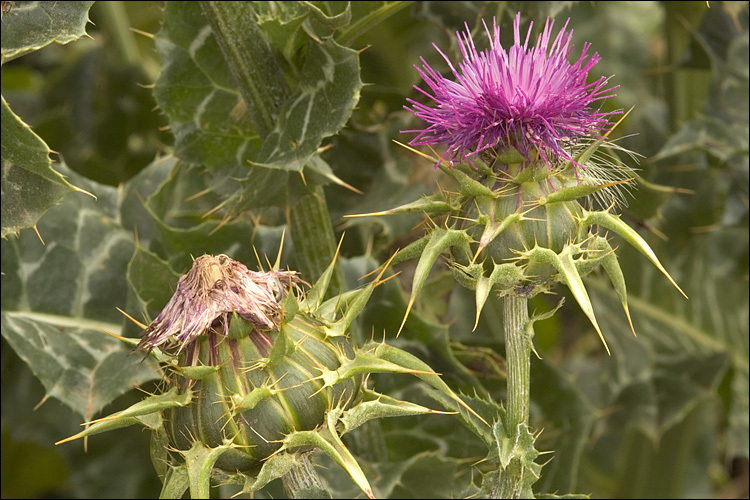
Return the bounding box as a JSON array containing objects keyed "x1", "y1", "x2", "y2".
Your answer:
[{"x1": 404, "y1": 12, "x2": 620, "y2": 175}]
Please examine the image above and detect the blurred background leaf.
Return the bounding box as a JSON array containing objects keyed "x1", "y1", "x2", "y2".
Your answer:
[{"x1": 1, "y1": 1, "x2": 747, "y2": 498}]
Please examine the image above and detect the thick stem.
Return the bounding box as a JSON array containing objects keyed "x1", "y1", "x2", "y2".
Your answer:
[
  {"x1": 493, "y1": 293, "x2": 532, "y2": 499},
  {"x1": 288, "y1": 180, "x2": 347, "y2": 299},
  {"x1": 199, "y1": 1, "x2": 289, "y2": 139},
  {"x1": 200, "y1": 0, "x2": 347, "y2": 300},
  {"x1": 503, "y1": 294, "x2": 531, "y2": 433},
  {"x1": 281, "y1": 453, "x2": 332, "y2": 499}
]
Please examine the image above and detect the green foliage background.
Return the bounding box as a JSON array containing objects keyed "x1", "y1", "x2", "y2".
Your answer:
[{"x1": 1, "y1": 1, "x2": 748, "y2": 498}]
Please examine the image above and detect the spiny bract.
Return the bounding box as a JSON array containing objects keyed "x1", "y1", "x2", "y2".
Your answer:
[
  {"x1": 361, "y1": 12, "x2": 686, "y2": 354},
  {"x1": 58, "y1": 252, "x2": 484, "y2": 499}
]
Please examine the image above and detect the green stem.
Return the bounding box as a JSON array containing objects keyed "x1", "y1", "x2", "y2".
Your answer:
[
  {"x1": 201, "y1": 0, "x2": 350, "y2": 325},
  {"x1": 199, "y1": 1, "x2": 289, "y2": 138},
  {"x1": 281, "y1": 453, "x2": 332, "y2": 499},
  {"x1": 288, "y1": 180, "x2": 347, "y2": 299},
  {"x1": 493, "y1": 293, "x2": 531, "y2": 499},
  {"x1": 503, "y1": 294, "x2": 531, "y2": 432}
]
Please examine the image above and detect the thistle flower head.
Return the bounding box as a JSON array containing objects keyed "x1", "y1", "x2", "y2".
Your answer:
[
  {"x1": 404, "y1": 12, "x2": 620, "y2": 173},
  {"x1": 136, "y1": 254, "x2": 303, "y2": 362}
]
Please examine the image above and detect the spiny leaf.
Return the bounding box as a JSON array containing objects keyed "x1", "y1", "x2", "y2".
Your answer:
[
  {"x1": 580, "y1": 209, "x2": 688, "y2": 299},
  {"x1": 473, "y1": 263, "x2": 524, "y2": 330},
  {"x1": 1, "y1": 166, "x2": 159, "y2": 420},
  {"x1": 492, "y1": 421, "x2": 542, "y2": 497},
  {"x1": 254, "y1": 38, "x2": 362, "y2": 171},
  {"x1": 1, "y1": 96, "x2": 92, "y2": 237},
  {"x1": 183, "y1": 441, "x2": 231, "y2": 500},
  {"x1": 55, "y1": 388, "x2": 192, "y2": 444},
  {"x1": 339, "y1": 389, "x2": 453, "y2": 434},
  {"x1": 493, "y1": 421, "x2": 540, "y2": 470},
  {"x1": 525, "y1": 245, "x2": 610, "y2": 354},
  {"x1": 278, "y1": 425, "x2": 374, "y2": 499},
  {"x1": 345, "y1": 194, "x2": 455, "y2": 218},
  {"x1": 0, "y1": 0, "x2": 95, "y2": 64},
  {"x1": 153, "y1": 2, "x2": 270, "y2": 202},
  {"x1": 398, "y1": 228, "x2": 471, "y2": 335}
]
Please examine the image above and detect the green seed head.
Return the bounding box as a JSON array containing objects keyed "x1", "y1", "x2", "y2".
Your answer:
[
  {"x1": 165, "y1": 313, "x2": 360, "y2": 474},
  {"x1": 58, "y1": 252, "x2": 483, "y2": 499},
  {"x1": 132, "y1": 255, "x2": 360, "y2": 473}
]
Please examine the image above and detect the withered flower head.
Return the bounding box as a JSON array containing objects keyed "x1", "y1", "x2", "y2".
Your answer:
[{"x1": 136, "y1": 254, "x2": 304, "y2": 358}]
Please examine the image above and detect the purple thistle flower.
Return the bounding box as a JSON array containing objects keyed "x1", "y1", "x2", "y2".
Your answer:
[
  {"x1": 136, "y1": 254, "x2": 304, "y2": 364},
  {"x1": 404, "y1": 12, "x2": 620, "y2": 174}
]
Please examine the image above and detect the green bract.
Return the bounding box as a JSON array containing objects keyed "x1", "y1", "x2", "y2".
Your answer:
[
  {"x1": 58, "y1": 252, "x2": 484, "y2": 499},
  {"x1": 165, "y1": 312, "x2": 361, "y2": 474},
  {"x1": 369, "y1": 140, "x2": 686, "y2": 355}
]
